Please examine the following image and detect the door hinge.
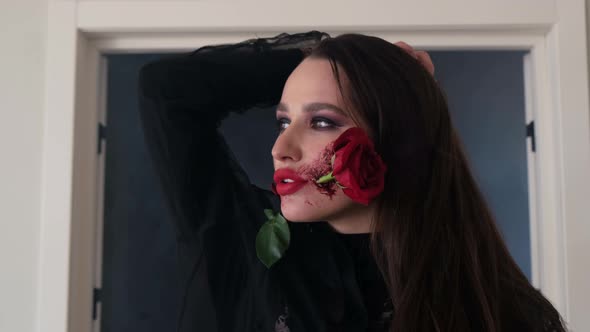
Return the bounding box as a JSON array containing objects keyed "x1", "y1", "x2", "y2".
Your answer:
[
  {"x1": 526, "y1": 121, "x2": 536, "y2": 152},
  {"x1": 92, "y1": 287, "x2": 101, "y2": 320},
  {"x1": 97, "y1": 123, "x2": 107, "y2": 154}
]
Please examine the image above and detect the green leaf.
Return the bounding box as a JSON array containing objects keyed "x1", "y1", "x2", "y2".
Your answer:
[
  {"x1": 256, "y1": 212, "x2": 290, "y2": 268},
  {"x1": 264, "y1": 209, "x2": 275, "y2": 220},
  {"x1": 316, "y1": 172, "x2": 334, "y2": 184},
  {"x1": 274, "y1": 211, "x2": 287, "y2": 224}
]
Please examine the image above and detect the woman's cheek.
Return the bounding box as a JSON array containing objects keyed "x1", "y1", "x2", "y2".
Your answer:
[
  {"x1": 304, "y1": 188, "x2": 352, "y2": 214},
  {"x1": 298, "y1": 142, "x2": 339, "y2": 199}
]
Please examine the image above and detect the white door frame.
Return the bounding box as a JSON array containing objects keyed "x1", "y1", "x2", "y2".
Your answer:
[{"x1": 38, "y1": 1, "x2": 590, "y2": 331}]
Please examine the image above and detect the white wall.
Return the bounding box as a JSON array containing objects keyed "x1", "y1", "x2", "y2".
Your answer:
[
  {"x1": 0, "y1": 0, "x2": 47, "y2": 331},
  {"x1": 587, "y1": 0, "x2": 590, "y2": 88},
  {"x1": 0, "y1": 2, "x2": 588, "y2": 332}
]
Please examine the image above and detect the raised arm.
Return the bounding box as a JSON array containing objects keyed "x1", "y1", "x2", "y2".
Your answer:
[{"x1": 137, "y1": 31, "x2": 327, "y2": 243}]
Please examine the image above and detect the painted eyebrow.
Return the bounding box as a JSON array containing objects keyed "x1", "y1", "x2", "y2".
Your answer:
[{"x1": 276, "y1": 102, "x2": 347, "y2": 117}]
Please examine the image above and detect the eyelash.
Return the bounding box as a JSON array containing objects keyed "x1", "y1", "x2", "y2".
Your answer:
[{"x1": 275, "y1": 117, "x2": 338, "y2": 133}]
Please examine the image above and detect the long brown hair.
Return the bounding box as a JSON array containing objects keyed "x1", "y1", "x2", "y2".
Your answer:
[{"x1": 309, "y1": 34, "x2": 566, "y2": 331}]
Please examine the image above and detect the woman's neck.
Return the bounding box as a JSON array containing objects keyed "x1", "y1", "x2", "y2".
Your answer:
[{"x1": 326, "y1": 203, "x2": 375, "y2": 234}]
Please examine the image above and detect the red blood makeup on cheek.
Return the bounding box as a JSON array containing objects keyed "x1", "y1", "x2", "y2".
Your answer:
[{"x1": 299, "y1": 142, "x2": 337, "y2": 199}]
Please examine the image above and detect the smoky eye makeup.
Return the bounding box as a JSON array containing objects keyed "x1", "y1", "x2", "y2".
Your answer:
[
  {"x1": 274, "y1": 116, "x2": 342, "y2": 133},
  {"x1": 310, "y1": 117, "x2": 340, "y2": 129},
  {"x1": 275, "y1": 117, "x2": 289, "y2": 132}
]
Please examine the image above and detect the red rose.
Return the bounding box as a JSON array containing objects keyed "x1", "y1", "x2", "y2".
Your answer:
[{"x1": 332, "y1": 127, "x2": 387, "y2": 205}]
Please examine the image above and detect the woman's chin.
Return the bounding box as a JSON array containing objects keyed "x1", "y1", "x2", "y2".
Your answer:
[
  {"x1": 278, "y1": 185, "x2": 354, "y2": 222},
  {"x1": 279, "y1": 196, "x2": 323, "y2": 222},
  {"x1": 279, "y1": 206, "x2": 319, "y2": 223},
  {"x1": 279, "y1": 196, "x2": 339, "y2": 223}
]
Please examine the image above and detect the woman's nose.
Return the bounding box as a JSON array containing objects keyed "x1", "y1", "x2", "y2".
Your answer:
[{"x1": 271, "y1": 128, "x2": 303, "y2": 164}]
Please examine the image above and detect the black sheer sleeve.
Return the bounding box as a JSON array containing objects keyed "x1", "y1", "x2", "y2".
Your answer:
[{"x1": 137, "y1": 31, "x2": 328, "y2": 245}]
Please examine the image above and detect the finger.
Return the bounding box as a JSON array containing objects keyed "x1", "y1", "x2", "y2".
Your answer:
[
  {"x1": 395, "y1": 41, "x2": 435, "y2": 77},
  {"x1": 415, "y1": 50, "x2": 435, "y2": 77},
  {"x1": 394, "y1": 41, "x2": 417, "y2": 59}
]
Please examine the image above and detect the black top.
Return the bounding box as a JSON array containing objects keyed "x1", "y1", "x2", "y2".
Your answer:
[
  {"x1": 336, "y1": 232, "x2": 393, "y2": 331},
  {"x1": 138, "y1": 31, "x2": 393, "y2": 332}
]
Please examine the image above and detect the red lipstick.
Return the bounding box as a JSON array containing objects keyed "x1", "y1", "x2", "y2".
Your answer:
[{"x1": 273, "y1": 168, "x2": 308, "y2": 196}]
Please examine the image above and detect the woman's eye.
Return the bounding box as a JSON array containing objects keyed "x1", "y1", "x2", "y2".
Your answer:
[
  {"x1": 276, "y1": 118, "x2": 289, "y2": 132},
  {"x1": 311, "y1": 117, "x2": 336, "y2": 129},
  {"x1": 275, "y1": 117, "x2": 338, "y2": 133}
]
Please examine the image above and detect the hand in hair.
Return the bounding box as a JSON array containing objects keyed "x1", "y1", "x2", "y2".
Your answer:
[{"x1": 394, "y1": 41, "x2": 435, "y2": 77}]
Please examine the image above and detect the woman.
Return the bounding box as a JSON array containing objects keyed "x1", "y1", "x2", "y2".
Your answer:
[{"x1": 138, "y1": 31, "x2": 566, "y2": 331}]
